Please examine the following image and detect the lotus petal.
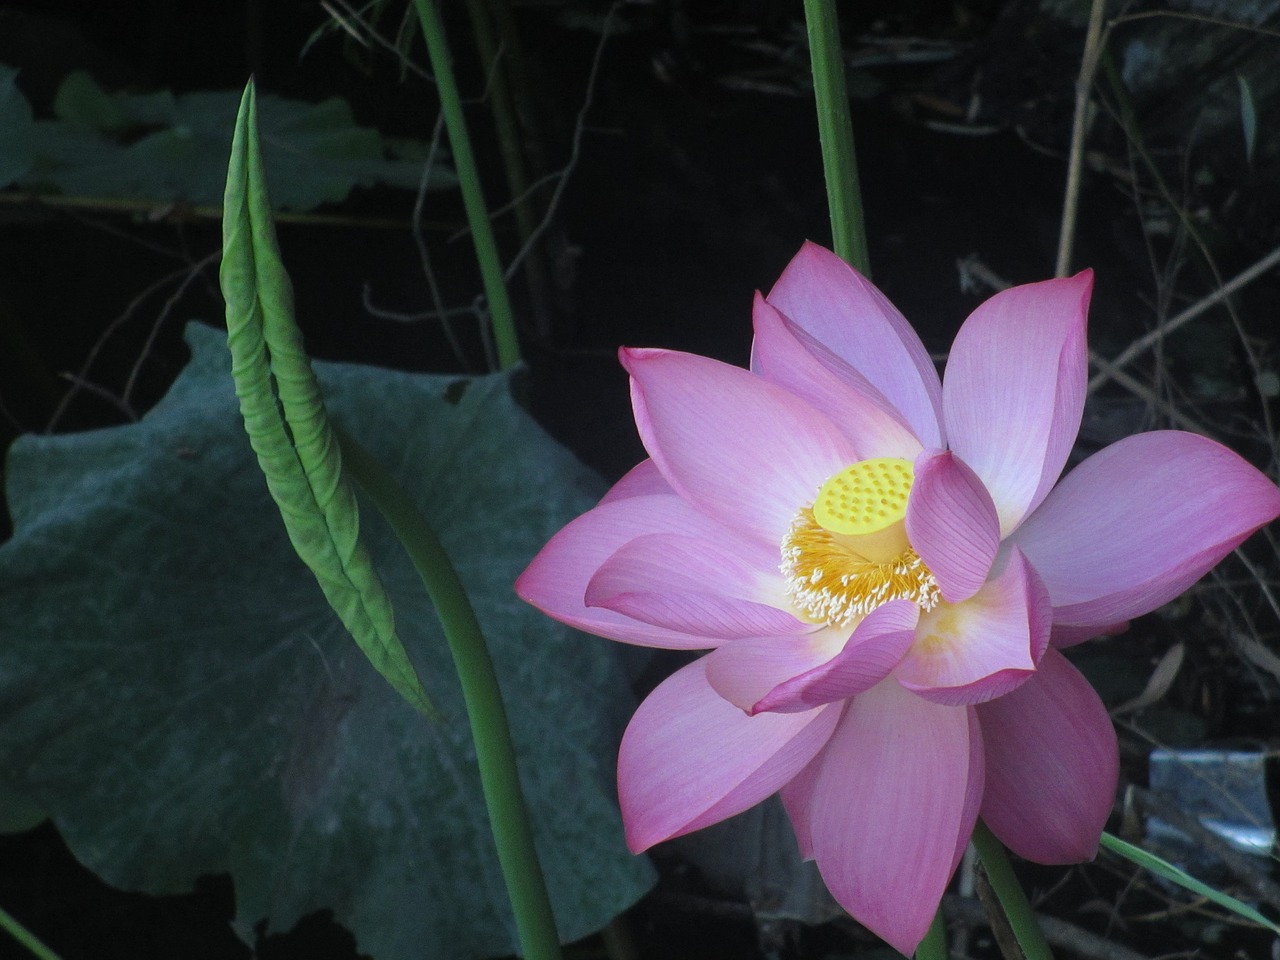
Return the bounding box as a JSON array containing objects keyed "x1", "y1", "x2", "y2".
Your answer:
[
  {"x1": 944, "y1": 273, "x2": 1091, "y2": 535},
  {"x1": 619, "y1": 659, "x2": 840, "y2": 851}
]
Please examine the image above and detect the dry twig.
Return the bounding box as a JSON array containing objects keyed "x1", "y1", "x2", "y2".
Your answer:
[{"x1": 944, "y1": 894, "x2": 1154, "y2": 960}]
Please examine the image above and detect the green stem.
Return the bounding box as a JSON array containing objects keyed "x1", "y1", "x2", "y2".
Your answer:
[
  {"x1": 802, "y1": 0, "x2": 870, "y2": 274},
  {"x1": 913, "y1": 907, "x2": 947, "y2": 960},
  {"x1": 412, "y1": 0, "x2": 522, "y2": 370},
  {"x1": 462, "y1": 0, "x2": 537, "y2": 253},
  {"x1": 462, "y1": 0, "x2": 554, "y2": 339},
  {"x1": 971, "y1": 820, "x2": 1054, "y2": 960},
  {"x1": 337, "y1": 429, "x2": 562, "y2": 960},
  {"x1": 0, "y1": 905, "x2": 63, "y2": 960}
]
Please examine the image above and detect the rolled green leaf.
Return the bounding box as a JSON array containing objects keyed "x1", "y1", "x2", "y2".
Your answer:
[{"x1": 220, "y1": 80, "x2": 435, "y2": 717}]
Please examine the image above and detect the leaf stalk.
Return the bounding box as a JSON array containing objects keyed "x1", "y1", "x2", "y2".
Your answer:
[
  {"x1": 411, "y1": 0, "x2": 523, "y2": 370},
  {"x1": 337, "y1": 429, "x2": 564, "y2": 960}
]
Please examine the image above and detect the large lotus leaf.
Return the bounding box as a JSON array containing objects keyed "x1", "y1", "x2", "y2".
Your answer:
[
  {"x1": 0, "y1": 65, "x2": 34, "y2": 188},
  {"x1": 19, "y1": 75, "x2": 455, "y2": 209},
  {"x1": 0, "y1": 323, "x2": 654, "y2": 958}
]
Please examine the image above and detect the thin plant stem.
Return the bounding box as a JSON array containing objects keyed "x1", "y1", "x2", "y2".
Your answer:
[
  {"x1": 411, "y1": 0, "x2": 522, "y2": 370},
  {"x1": 502, "y1": 3, "x2": 615, "y2": 286},
  {"x1": 1055, "y1": 0, "x2": 1107, "y2": 278},
  {"x1": 336, "y1": 428, "x2": 563, "y2": 960},
  {"x1": 803, "y1": 0, "x2": 870, "y2": 274},
  {"x1": 406, "y1": 111, "x2": 470, "y2": 369},
  {"x1": 0, "y1": 905, "x2": 63, "y2": 960},
  {"x1": 914, "y1": 908, "x2": 948, "y2": 960},
  {"x1": 1088, "y1": 240, "x2": 1280, "y2": 393},
  {"x1": 1095, "y1": 49, "x2": 1278, "y2": 457},
  {"x1": 461, "y1": 0, "x2": 551, "y2": 322},
  {"x1": 47, "y1": 255, "x2": 214, "y2": 431},
  {"x1": 971, "y1": 820, "x2": 1054, "y2": 960}
]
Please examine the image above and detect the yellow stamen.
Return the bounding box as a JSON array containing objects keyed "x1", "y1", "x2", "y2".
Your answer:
[{"x1": 782, "y1": 458, "x2": 939, "y2": 627}]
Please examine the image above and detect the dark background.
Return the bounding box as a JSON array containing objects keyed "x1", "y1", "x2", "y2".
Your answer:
[{"x1": 2, "y1": 1, "x2": 1279, "y2": 957}]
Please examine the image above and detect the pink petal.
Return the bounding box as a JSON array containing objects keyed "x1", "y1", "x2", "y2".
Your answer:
[
  {"x1": 517, "y1": 494, "x2": 754, "y2": 649},
  {"x1": 751, "y1": 600, "x2": 919, "y2": 713},
  {"x1": 750, "y1": 295, "x2": 922, "y2": 460},
  {"x1": 587, "y1": 534, "x2": 808, "y2": 639},
  {"x1": 943, "y1": 272, "x2": 1091, "y2": 536},
  {"x1": 906, "y1": 450, "x2": 1001, "y2": 603},
  {"x1": 976, "y1": 647, "x2": 1118, "y2": 863},
  {"x1": 896, "y1": 547, "x2": 1051, "y2": 705},
  {"x1": 780, "y1": 751, "x2": 823, "y2": 860},
  {"x1": 703, "y1": 602, "x2": 917, "y2": 714},
  {"x1": 619, "y1": 658, "x2": 840, "y2": 852},
  {"x1": 766, "y1": 242, "x2": 944, "y2": 448},
  {"x1": 704, "y1": 630, "x2": 842, "y2": 712},
  {"x1": 1012, "y1": 431, "x2": 1280, "y2": 632},
  {"x1": 1051, "y1": 620, "x2": 1128, "y2": 649},
  {"x1": 591, "y1": 590, "x2": 810, "y2": 640},
  {"x1": 599, "y1": 459, "x2": 672, "y2": 504},
  {"x1": 588, "y1": 530, "x2": 785, "y2": 603},
  {"x1": 586, "y1": 529, "x2": 793, "y2": 642},
  {"x1": 623, "y1": 347, "x2": 859, "y2": 545},
  {"x1": 805, "y1": 682, "x2": 984, "y2": 955}
]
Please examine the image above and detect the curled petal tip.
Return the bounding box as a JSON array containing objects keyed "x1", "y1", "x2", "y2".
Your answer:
[{"x1": 618, "y1": 345, "x2": 662, "y2": 370}]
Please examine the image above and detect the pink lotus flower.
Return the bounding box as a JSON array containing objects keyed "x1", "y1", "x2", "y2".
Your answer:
[{"x1": 517, "y1": 242, "x2": 1280, "y2": 953}]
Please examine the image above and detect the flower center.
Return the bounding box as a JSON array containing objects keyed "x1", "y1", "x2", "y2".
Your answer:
[{"x1": 781, "y1": 458, "x2": 940, "y2": 627}]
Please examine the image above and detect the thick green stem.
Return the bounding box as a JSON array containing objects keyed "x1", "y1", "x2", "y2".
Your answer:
[
  {"x1": 972, "y1": 820, "x2": 1054, "y2": 960},
  {"x1": 803, "y1": 0, "x2": 870, "y2": 274},
  {"x1": 412, "y1": 0, "x2": 522, "y2": 370},
  {"x1": 337, "y1": 429, "x2": 562, "y2": 960},
  {"x1": 913, "y1": 908, "x2": 947, "y2": 960},
  {"x1": 0, "y1": 905, "x2": 63, "y2": 960}
]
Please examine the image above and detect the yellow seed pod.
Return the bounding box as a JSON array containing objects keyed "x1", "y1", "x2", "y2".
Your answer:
[{"x1": 813, "y1": 458, "x2": 914, "y2": 536}]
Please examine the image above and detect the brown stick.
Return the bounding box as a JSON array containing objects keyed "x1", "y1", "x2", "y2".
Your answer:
[
  {"x1": 1087, "y1": 242, "x2": 1280, "y2": 394},
  {"x1": 1055, "y1": 0, "x2": 1109, "y2": 279},
  {"x1": 944, "y1": 895, "x2": 1153, "y2": 960}
]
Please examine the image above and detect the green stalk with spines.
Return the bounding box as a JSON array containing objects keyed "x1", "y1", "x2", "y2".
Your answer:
[
  {"x1": 411, "y1": 0, "x2": 522, "y2": 370},
  {"x1": 803, "y1": 0, "x2": 871, "y2": 275},
  {"x1": 337, "y1": 429, "x2": 563, "y2": 960}
]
